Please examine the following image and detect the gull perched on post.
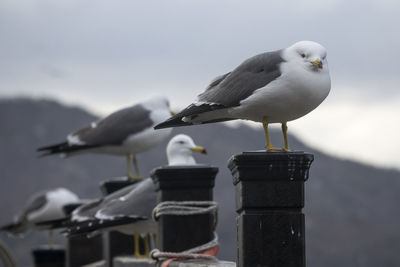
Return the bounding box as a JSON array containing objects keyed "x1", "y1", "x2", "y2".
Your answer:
[
  {"x1": 64, "y1": 134, "x2": 207, "y2": 258},
  {"x1": 38, "y1": 96, "x2": 173, "y2": 179},
  {"x1": 155, "y1": 41, "x2": 331, "y2": 151}
]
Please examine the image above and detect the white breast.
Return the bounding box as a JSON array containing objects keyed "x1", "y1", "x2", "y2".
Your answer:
[{"x1": 231, "y1": 60, "x2": 331, "y2": 123}]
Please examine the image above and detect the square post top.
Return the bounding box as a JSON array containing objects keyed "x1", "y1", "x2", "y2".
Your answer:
[
  {"x1": 151, "y1": 165, "x2": 218, "y2": 191},
  {"x1": 228, "y1": 151, "x2": 314, "y2": 185}
]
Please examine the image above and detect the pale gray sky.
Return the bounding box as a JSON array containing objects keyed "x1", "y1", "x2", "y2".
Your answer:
[{"x1": 1, "y1": 0, "x2": 399, "y2": 169}]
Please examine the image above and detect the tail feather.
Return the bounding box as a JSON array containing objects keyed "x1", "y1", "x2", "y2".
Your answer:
[
  {"x1": 0, "y1": 221, "x2": 27, "y2": 235},
  {"x1": 37, "y1": 141, "x2": 69, "y2": 155},
  {"x1": 155, "y1": 103, "x2": 229, "y2": 129},
  {"x1": 35, "y1": 218, "x2": 70, "y2": 230},
  {"x1": 64, "y1": 216, "x2": 144, "y2": 237},
  {"x1": 37, "y1": 141, "x2": 97, "y2": 156},
  {"x1": 154, "y1": 116, "x2": 192, "y2": 129}
]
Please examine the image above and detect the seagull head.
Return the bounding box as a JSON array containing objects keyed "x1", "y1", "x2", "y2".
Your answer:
[
  {"x1": 285, "y1": 41, "x2": 328, "y2": 72},
  {"x1": 167, "y1": 134, "x2": 207, "y2": 165},
  {"x1": 142, "y1": 95, "x2": 170, "y2": 110}
]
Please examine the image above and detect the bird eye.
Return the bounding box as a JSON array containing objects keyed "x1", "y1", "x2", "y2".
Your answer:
[
  {"x1": 178, "y1": 141, "x2": 185, "y2": 144},
  {"x1": 301, "y1": 53, "x2": 306, "y2": 58}
]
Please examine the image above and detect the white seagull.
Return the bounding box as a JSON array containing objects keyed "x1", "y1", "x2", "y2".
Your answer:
[
  {"x1": 0, "y1": 188, "x2": 79, "y2": 244},
  {"x1": 65, "y1": 134, "x2": 207, "y2": 257},
  {"x1": 38, "y1": 96, "x2": 173, "y2": 179},
  {"x1": 155, "y1": 41, "x2": 331, "y2": 151}
]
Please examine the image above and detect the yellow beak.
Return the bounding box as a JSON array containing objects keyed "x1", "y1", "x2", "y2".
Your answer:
[
  {"x1": 190, "y1": 146, "x2": 207, "y2": 154},
  {"x1": 311, "y1": 58, "x2": 323, "y2": 69}
]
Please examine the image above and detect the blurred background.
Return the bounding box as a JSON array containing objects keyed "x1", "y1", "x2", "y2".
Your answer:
[{"x1": 0, "y1": 1, "x2": 399, "y2": 266}]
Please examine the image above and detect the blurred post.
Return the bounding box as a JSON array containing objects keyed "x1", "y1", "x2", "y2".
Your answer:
[
  {"x1": 32, "y1": 246, "x2": 65, "y2": 267},
  {"x1": 100, "y1": 178, "x2": 139, "y2": 267},
  {"x1": 228, "y1": 151, "x2": 313, "y2": 267}
]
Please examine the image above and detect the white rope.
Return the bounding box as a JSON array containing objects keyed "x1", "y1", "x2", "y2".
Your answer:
[
  {"x1": 0, "y1": 240, "x2": 17, "y2": 267},
  {"x1": 151, "y1": 201, "x2": 219, "y2": 262},
  {"x1": 152, "y1": 201, "x2": 218, "y2": 221},
  {"x1": 150, "y1": 232, "x2": 219, "y2": 261}
]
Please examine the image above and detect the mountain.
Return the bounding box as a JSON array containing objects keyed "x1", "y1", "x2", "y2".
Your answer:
[{"x1": 0, "y1": 98, "x2": 399, "y2": 267}]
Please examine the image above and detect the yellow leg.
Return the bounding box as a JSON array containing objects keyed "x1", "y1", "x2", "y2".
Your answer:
[
  {"x1": 132, "y1": 155, "x2": 141, "y2": 179},
  {"x1": 152, "y1": 233, "x2": 157, "y2": 249},
  {"x1": 134, "y1": 233, "x2": 150, "y2": 258},
  {"x1": 144, "y1": 235, "x2": 150, "y2": 256},
  {"x1": 126, "y1": 154, "x2": 141, "y2": 180},
  {"x1": 262, "y1": 117, "x2": 282, "y2": 151},
  {"x1": 48, "y1": 230, "x2": 54, "y2": 249},
  {"x1": 281, "y1": 122, "x2": 291, "y2": 152}
]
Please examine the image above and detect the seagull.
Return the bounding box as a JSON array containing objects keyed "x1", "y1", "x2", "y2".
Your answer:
[
  {"x1": 64, "y1": 134, "x2": 207, "y2": 257},
  {"x1": 0, "y1": 188, "x2": 79, "y2": 246},
  {"x1": 167, "y1": 134, "x2": 207, "y2": 165},
  {"x1": 38, "y1": 96, "x2": 173, "y2": 179},
  {"x1": 155, "y1": 41, "x2": 331, "y2": 151}
]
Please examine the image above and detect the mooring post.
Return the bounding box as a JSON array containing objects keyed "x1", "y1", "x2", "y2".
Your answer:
[
  {"x1": 64, "y1": 201, "x2": 104, "y2": 267},
  {"x1": 100, "y1": 178, "x2": 139, "y2": 267},
  {"x1": 32, "y1": 246, "x2": 65, "y2": 267},
  {"x1": 228, "y1": 151, "x2": 313, "y2": 267},
  {"x1": 150, "y1": 165, "x2": 218, "y2": 253},
  {"x1": 64, "y1": 202, "x2": 103, "y2": 267},
  {"x1": 66, "y1": 178, "x2": 136, "y2": 267}
]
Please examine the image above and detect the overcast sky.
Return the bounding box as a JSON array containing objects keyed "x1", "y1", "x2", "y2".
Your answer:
[{"x1": 1, "y1": 0, "x2": 399, "y2": 169}]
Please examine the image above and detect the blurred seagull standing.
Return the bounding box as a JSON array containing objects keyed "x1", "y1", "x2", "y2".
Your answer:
[
  {"x1": 38, "y1": 96, "x2": 173, "y2": 179},
  {"x1": 155, "y1": 41, "x2": 331, "y2": 151},
  {"x1": 65, "y1": 134, "x2": 207, "y2": 257}
]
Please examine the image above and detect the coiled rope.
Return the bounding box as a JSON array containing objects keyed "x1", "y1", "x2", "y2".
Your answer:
[{"x1": 151, "y1": 201, "x2": 219, "y2": 261}]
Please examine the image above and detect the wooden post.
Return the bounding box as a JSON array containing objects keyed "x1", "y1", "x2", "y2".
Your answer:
[
  {"x1": 100, "y1": 178, "x2": 139, "y2": 267},
  {"x1": 151, "y1": 165, "x2": 218, "y2": 252},
  {"x1": 32, "y1": 246, "x2": 65, "y2": 267},
  {"x1": 228, "y1": 151, "x2": 313, "y2": 267},
  {"x1": 66, "y1": 178, "x2": 137, "y2": 267}
]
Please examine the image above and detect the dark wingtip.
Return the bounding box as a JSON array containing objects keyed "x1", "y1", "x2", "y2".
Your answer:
[
  {"x1": 154, "y1": 115, "x2": 192, "y2": 129},
  {"x1": 154, "y1": 120, "x2": 174, "y2": 129},
  {"x1": 154, "y1": 122, "x2": 167, "y2": 130}
]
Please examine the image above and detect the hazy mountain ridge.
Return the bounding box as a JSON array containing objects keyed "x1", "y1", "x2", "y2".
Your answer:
[{"x1": 0, "y1": 98, "x2": 399, "y2": 267}]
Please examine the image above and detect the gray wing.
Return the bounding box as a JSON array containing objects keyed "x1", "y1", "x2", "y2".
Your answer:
[
  {"x1": 72, "y1": 198, "x2": 103, "y2": 221},
  {"x1": 198, "y1": 49, "x2": 284, "y2": 107},
  {"x1": 71, "y1": 104, "x2": 153, "y2": 146},
  {"x1": 18, "y1": 193, "x2": 48, "y2": 221},
  {"x1": 154, "y1": 50, "x2": 285, "y2": 129},
  {"x1": 66, "y1": 179, "x2": 155, "y2": 235},
  {"x1": 1, "y1": 192, "x2": 48, "y2": 235},
  {"x1": 96, "y1": 178, "x2": 156, "y2": 219},
  {"x1": 72, "y1": 183, "x2": 139, "y2": 221}
]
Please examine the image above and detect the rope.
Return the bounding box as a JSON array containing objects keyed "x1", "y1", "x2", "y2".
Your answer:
[
  {"x1": 0, "y1": 240, "x2": 17, "y2": 267},
  {"x1": 151, "y1": 201, "x2": 219, "y2": 262},
  {"x1": 150, "y1": 232, "x2": 219, "y2": 261},
  {"x1": 152, "y1": 201, "x2": 218, "y2": 222}
]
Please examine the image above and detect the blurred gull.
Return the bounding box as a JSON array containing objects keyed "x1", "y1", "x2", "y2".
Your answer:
[
  {"x1": 0, "y1": 188, "x2": 79, "y2": 246},
  {"x1": 38, "y1": 96, "x2": 173, "y2": 179}
]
